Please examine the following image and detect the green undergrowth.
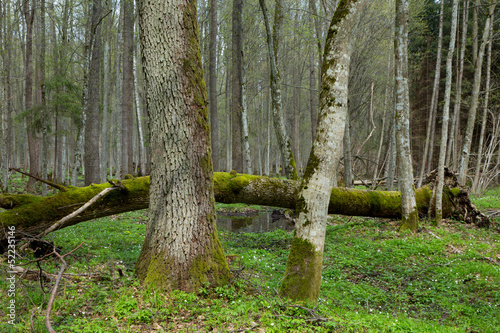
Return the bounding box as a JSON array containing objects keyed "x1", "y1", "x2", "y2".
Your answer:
[
  {"x1": 471, "y1": 187, "x2": 500, "y2": 211},
  {"x1": 1, "y1": 209, "x2": 500, "y2": 332}
]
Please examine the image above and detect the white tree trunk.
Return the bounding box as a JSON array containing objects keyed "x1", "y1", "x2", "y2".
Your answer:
[
  {"x1": 435, "y1": 0, "x2": 459, "y2": 223},
  {"x1": 472, "y1": 9, "x2": 494, "y2": 193},
  {"x1": 394, "y1": 0, "x2": 418, "y2": 231},
  {"x1": 258, "y1": 0, "x2": 298, "y2": 180},
  {"x1": 458, "y1": 2, "x2": 496, "y2": 185},
  {"x1": 133, "y1": 38, "x2": 146, "y2": 176},
  {"x1": 101, "y1": 42, "x2": 110, "y2": 183},
  {"x1": 279, "y1": 0, "x2": 366, "y2": 303}
]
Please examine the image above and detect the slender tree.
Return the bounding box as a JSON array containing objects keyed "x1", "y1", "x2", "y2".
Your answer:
[
  {"x1": 209, "y1": 0, "x2": 219, "y2": 171},
  {"x1": 435, "y1": 0, "x2": 459, "y2": 224},
  {"x1": 279, "y1": 0, "x2": 366, "y2": 303},
  {"x1": 231, "y1": 0, "x2": 243, "y2": 172},
  {"x1": 259, "y1": 0, "x2": 299, "y2": 180},
  {"x1": 121, "y1": 0, "x2": 134, "y2": 177},
  {"x1": 84, "y1": 0, "x2": 103, "y2": 186},
  {"x1": 458, "y1": 1, "x2": 496, "y2": 185},
  {"x1": 394, "y1": 0, "x2": 418, "y2": 231}
]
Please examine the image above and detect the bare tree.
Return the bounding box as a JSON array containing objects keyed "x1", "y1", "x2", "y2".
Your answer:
[
  {"x1": 458, "y1": 1, "x2": 496, "y2": 186},
  {"x1": 279, "y1": 0, "x2": 366, "y2": 303},
  {"x1": 394, "y1": 0, "x2": 418, "y2": 231},
  {"x1": 435, "y1": 0, "x2": 459, "y2": 224}
]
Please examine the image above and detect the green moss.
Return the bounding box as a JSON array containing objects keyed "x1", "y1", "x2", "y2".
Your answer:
[
  {"x1": 399, "y1": 209, "x2": 419, "y2": 232},
  {"x1": 279, "y1": 236, "x2": 323, "y2": 303},
  {"x1": 124, "y1": 174, "x2": 133, "y2": 179}
]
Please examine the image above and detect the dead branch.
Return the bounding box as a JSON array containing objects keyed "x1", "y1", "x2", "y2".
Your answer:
[
  {"x1": 9, "y1": 168, "x2": 67, "y2": 192},
  {"x1": 45, "y1": 242, "x2": 84, "y2": 333},
  {"x1": 39, "y1": 186, "x2": 118, "y2": 238}
]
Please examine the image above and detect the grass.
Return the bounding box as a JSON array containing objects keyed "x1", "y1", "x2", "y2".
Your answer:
[{"x1": 1, "y1": 181, "x2": 500, "y2": 331}]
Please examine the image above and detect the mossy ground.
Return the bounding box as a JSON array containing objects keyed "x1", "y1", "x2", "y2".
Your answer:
[{"x1": 1, "y1": 198, "x2": 499, "y2": 332}]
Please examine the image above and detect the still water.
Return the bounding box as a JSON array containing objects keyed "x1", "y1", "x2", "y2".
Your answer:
[{"x1": 216, "y1": 210, "x2": 294, "y2": 233}]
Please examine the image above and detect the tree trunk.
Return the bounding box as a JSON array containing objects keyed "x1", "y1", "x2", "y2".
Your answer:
[
  {"x1": 133, "y1": 37, "x2": 146, "y2": 176},
  {"x1": 84, "y1": 0, "x2": 103, "y2": 186},
  {"x1": 242, "y1": 65, "x2": 252, "y2": 174},
  {"x1": 458, "y1": 2, "x2": 496, "y2": 185},
  {"x1": 395, "y1": 0, "x2": 418, "y2": 231},
  {"x1": 343, "y1": 111, "x2": 353, "y2": 188},
  {"x1": 209, "y1": 0, "x2": 219, "y2": 172},
  {"x1": 24, "y1": 0, "x2": 39, "y2": 191},
  {"x1": 259, "y1": 0, "x2": 299, "y2": 180},
  {"x1": 279, "y1": 0, "x2": 367, "y2": 303},
  {"x1": 417, "y1": 0, "x2": 444, "y2": 188},
  {"x1": 472, "y1": 9, "x2": 494, "y2": 193},
  {"x1": 135, "y1": 0, "x2": 231, "y2": 292},
  {"x1": 231, "y1": 0, "x2": 243, "y2": 172},
  {"x1": 447, "y1": 0, "x2": 469, "y2": 169},
  {"x1": 101, "y1": 42, "x2": 110, "y2": 183},
  {"x1": 435, "y1": 0, "x2": 459, "y2": 224},
  {"x1": 121, "y1": 0, "x2": 134, "y2": 177}
]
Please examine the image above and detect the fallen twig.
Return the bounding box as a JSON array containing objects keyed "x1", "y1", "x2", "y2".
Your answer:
[{"x1": 45, "y1": 242, "x2": 84, "y2": 333}]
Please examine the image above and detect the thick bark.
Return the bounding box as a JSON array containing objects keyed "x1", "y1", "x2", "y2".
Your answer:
[
  {"x1": 136, "y1": 0, "x2": 230, "y2": 292},
  {"x1": 395, "y1": 0, "x2": 418, "y2": 231},
  {"x1": 101, "y1": 42, "x2": 110, "y2": 183},
  {"x1": 0, "y1": 171, "x2": 491, "y2": 247}
]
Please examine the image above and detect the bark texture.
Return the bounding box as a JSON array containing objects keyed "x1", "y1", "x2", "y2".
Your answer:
[
  {"x1": 279, "y1": 0, "x2": 366, "y2": 303},
  {"x1": 135, "y1": 0, "x2": 230, "y2": 292},
  {"x1": 259, "y1": 0, "x2": 299, "y2": 180},
  {"x1": 394, "y1": 0, "x2": 418, "y2": 231}
]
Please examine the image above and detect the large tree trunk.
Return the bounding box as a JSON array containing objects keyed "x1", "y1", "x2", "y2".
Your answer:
[
  {"x1": 1, "y1": 171, "x2": 491, "y2": 248},
  {"x1": 135, "y1": 0, "x2": 230, "y2": 292}
]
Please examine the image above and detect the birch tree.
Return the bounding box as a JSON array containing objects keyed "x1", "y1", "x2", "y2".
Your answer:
[
  {"x1": 258, "y1": 0, "x2": 299, "y2": 180},
  {"x1": 135, "y1": 0, "x2": 231, "y2": 291},
  {"x1": 458, "y1": 1, "x2": 496, "y2": 186},
  {"x1": 435, "y1": 0, "x2": 459, "y2": 224},
  {"x1": 279, "y1": 0, "x2": 366, "y2": 303},
  {"x1": 394, "y1": 0, "x2": 418, "y2": 231}
]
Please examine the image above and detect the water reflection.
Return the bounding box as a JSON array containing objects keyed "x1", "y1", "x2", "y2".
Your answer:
[{"x1": 216, "y1": 210, "x2": 294, "y2": 233}]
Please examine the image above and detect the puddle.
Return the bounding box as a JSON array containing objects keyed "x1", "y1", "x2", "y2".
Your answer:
[{"x1": 216, "y1": 210, "x2": 294, "y2": 233}]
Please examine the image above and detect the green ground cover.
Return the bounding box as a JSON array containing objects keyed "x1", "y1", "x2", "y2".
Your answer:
[{"x1": 1, "y1": 183, "x2": 499, "y2": 332}]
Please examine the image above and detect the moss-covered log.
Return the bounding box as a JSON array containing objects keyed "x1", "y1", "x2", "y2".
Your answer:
[{"x1": 0, "y1": 172, "x2": 490, "y2": 245}]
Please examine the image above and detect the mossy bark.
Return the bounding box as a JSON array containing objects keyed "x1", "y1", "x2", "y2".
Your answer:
[{"x1": 0, "y1": 173, "x2": 490, "y2": 247}]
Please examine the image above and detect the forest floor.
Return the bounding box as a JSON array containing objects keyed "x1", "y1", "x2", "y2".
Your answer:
[{"x1": 1, "y1": 179, "x2": 499, "y2": 332}]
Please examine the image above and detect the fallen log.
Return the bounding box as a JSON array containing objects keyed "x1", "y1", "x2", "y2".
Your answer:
[{"x1": 0, "y1": 171, "x2": 491, "y2": 247}]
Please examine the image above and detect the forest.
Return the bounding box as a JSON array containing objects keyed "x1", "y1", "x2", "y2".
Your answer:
[{"x1": 1, "y1": 0, "x2": 500, "y2": 332}]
